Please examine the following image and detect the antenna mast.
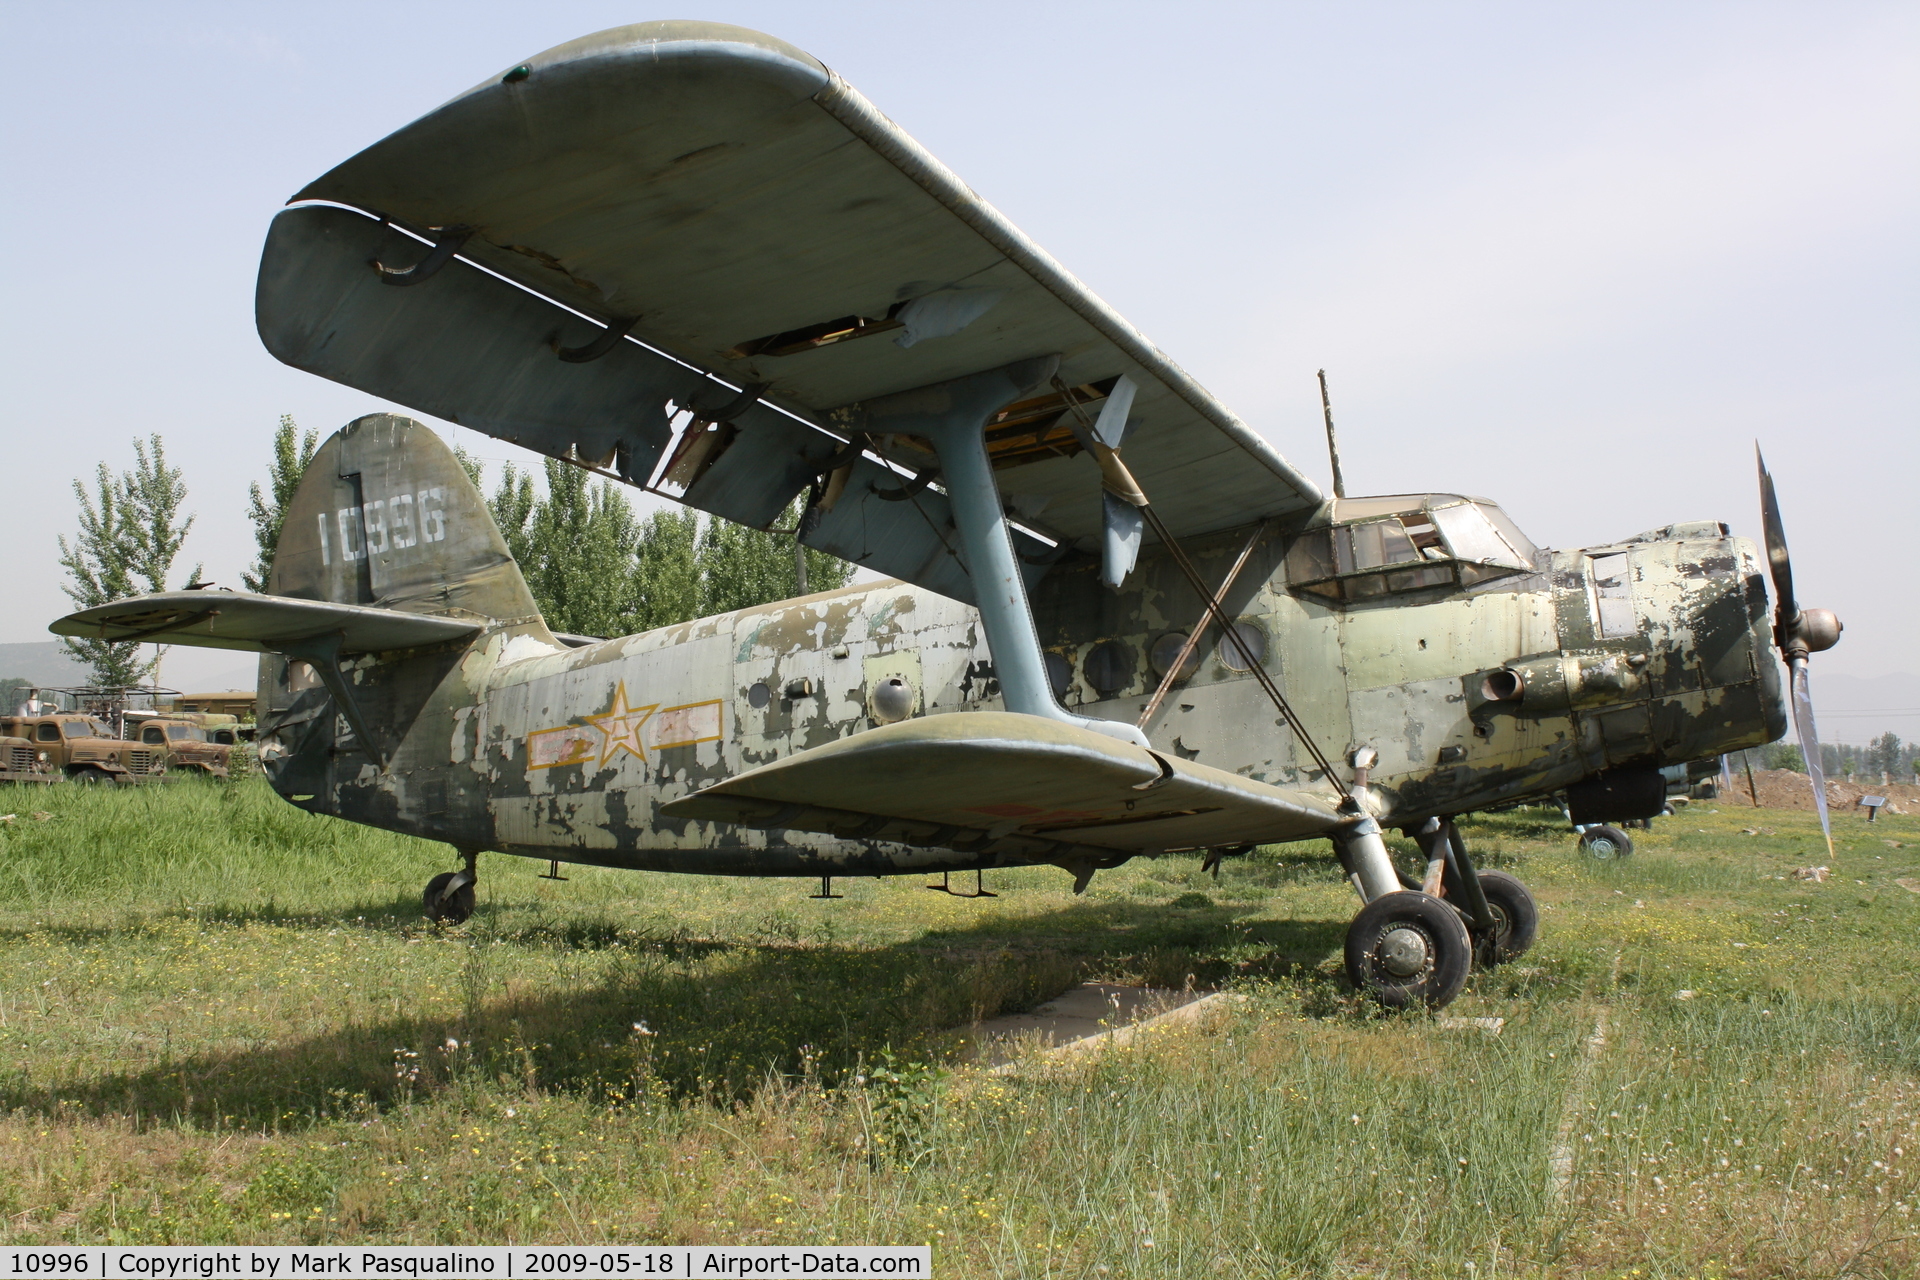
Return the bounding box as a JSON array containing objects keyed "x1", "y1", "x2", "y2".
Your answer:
[{"x1": 1317, "y1": 369, "x2": 1347, "y2": 499}]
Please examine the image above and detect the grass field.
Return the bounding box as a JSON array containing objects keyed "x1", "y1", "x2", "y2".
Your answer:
[{"x1": 0, "y1": 777, "x2": 1916, "y2": 1277}]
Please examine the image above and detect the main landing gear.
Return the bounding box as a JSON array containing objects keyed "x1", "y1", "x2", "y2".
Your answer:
[
  {"x1": 1335, "y1": 817, "x2": 1538, "y2": 1009},
  {"x1": 424, "y1": 851, "x2": 479, "y2": 924}
]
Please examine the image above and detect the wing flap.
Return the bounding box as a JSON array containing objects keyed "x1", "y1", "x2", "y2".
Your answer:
[
  {"x1": 50, "y1": 592, "x2": 482, "y2": 655},
  {"x1": 662, "y1": 711, "x2": 1344, "y2": 855}
]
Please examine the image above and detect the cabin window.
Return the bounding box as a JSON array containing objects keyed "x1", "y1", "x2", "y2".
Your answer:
[
  {"x1": 1083, "y1": 640, "x2": 1134, "y2": 697},
  {"x1": 142, "y1": 727, "x2": 166, "y2": 744},
  {"x1": 1286, "y1": 498, "x2": 1540, "y2": 603},
  {"x1": 36, "y1": 723, "x2": 59, "y2": 742},
  {"x1": 1216, "y1": 622, "x2": 1269, "y2": 672}
]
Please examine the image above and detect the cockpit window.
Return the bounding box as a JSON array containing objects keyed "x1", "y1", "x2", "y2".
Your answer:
[
  {"x1": 1287, "y1": 497, "x2": 1541, "y2": 603},
  {"x1": 1430, "y1": 502, "x2": 1533, "y2": 570}
]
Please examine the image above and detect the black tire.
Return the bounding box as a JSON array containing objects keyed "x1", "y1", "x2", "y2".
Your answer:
[
  {"x1": 71, "y1": 766, "x2": 115, "y2": 785},
  {"x1": 1475, "y1": 869, "x2": 1538, "y2": 964},
  {"x1": 1577, "y1": 824, "x2": 1634, "y2": 859},
  {"x1": 1344, "y1": 890, "x2": 1472, "y2": 1010},
  {"x1": 423, "y1": 871, "x2": 476, "y2": 924}
]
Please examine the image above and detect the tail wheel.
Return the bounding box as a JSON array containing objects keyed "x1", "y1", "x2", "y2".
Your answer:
[
  {"x1": 1344, "y1": 890, "x2": 1472, "y2": 1009},
  {"x1": 423, "y1": 871, "x2": 476, "y2": 924},
  {"x1": 1474, "y1": 869, "x2": 1538, "y2": 963},
  {"x1": 1578, "y1": 824, "x2": 1634, "y2": 860}
]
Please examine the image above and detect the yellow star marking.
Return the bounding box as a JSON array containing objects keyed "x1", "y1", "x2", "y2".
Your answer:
[{"x1": 587, "y1": 682, "x2": 657, "y2": 765}]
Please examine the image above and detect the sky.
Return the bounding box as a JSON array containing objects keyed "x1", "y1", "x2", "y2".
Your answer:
[{"x1": 2, "y1": 2, "x2": 1914, "y2": 717}]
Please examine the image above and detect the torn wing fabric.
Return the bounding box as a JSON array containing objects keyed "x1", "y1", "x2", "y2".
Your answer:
[
  {"x1": 1101, "y1": 491, "x2": 1145, "y2": 588},
  {"x1": 260, "y1": 19, "x2": 1324, "y2": 600}
]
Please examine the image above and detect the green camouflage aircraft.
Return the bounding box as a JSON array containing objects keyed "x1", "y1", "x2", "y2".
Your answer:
[{"x1": 52, "y1": 23, "x2": 1841, "y2": 1008}]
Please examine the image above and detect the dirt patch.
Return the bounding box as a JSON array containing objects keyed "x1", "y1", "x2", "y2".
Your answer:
[{"x1": 1719, "y1": 768, "x2": 1920, "y2": 815}]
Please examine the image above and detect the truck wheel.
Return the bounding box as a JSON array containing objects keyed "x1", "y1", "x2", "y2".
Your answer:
[{"x1": 71, "y1": 766, "x2": 115, "y2": 785}]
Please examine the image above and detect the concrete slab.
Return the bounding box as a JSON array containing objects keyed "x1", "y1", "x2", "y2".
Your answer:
[{"x1": 956, "y1": 982, "x2": 1214, "y2": 1068}]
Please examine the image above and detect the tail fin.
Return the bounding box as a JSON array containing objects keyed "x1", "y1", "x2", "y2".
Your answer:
[{"x1": 273, "y1": 413, "x2": 544, "y2": 628}]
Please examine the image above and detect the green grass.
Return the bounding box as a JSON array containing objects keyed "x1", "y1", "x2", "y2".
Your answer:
[{"x1": 0, "y1": 778, "x2": 1917, "y2": 1276}]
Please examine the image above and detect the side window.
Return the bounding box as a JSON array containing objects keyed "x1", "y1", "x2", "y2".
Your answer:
[
  {"x1": 1590, "y1": 553, "x2": 1636, "y2": 638},
  {"x1": 142, "y1": 727, "x2": 167, "y2": 744},
  {"x1": 36, "y1": 723, "x2": 59, "y2": 742}
]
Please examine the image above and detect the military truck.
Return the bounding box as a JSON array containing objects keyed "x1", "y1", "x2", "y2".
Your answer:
[
  {"x1": 127, "y1": 709, "x2": 245, "y2": 746},
  {"x1": 0, "y1": 712, "x2": 230, "y2": 782}
]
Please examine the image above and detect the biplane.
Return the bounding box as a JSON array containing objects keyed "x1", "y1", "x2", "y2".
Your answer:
[{"x1": 53, "y1": 22, "x2": 1841, "y2": 1007}]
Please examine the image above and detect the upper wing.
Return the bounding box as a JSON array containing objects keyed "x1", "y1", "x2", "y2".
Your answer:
[
  {"x1": 663, "y1": 711, "x2": 1345, "y2": 864},
  {"x1": 50, "y1": 592, "x2": 481, "y2": 655},
  {"x1": 260, "y1": 20, "x2": 1322, "y2": 592}
]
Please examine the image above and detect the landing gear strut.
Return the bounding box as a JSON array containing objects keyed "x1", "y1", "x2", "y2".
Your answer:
[{"x1": 424, "y1": 851, "x2": 478, "y2": 924}]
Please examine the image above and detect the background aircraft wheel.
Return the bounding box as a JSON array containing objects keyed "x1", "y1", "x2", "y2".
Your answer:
[
  {"x1": 423, "y1": 871, "x2": 475, "y2": 924},
  {"x1": 1474, "y1": 870, "x2": 1538, "y2": 964},
  {"x1": 1344, "y1": 891, "x2": 1472, "y2": 1010},
  {"x1": 1577, "y1": 824, "x2": 1634, "y2": 860}
]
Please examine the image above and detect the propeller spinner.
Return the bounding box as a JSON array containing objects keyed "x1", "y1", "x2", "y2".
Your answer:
[{"x1": 1756, "y1": 445, "x2": 1843, "y2": 856}]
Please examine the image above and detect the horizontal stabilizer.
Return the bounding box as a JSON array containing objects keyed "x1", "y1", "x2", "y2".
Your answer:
[
  {"x1": 50, "y1": 591, "x2": 481, "y2": 655},
  {"x1": 663, "y1": 711, "x2": 1343, "y2": 858}
]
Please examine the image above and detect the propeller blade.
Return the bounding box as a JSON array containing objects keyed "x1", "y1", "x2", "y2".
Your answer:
[
  {"x1": 1755, "y1": 444, "x2": 1796, "y2": 626},
  {"x1": 1789, "y1": 656, "x2": 1835, "y2": 861}
]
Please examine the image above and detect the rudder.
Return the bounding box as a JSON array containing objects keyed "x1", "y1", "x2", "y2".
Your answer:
[{"x1": 272, "y1": 413, "x2": 545, "y2": 629}]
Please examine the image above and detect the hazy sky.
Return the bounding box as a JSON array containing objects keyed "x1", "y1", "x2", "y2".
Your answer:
[{"x1": 3, "y1": 2, "x2": 1914, "y2": 700}]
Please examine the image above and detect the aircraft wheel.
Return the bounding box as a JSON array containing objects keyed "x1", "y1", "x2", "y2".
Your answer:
[
  {"x1": 1474, "y1": 870, "x2": 1538, "y2": 964},
  {"x1": 1344, "y1": 890, "x2": 1472, "y2": 1010},
  {"x1": 423, "y1": 871, "x2": 475, "y2": 924},
  {"x1": 1577, "y1": 824, "x2": 1634, "y2": 860}
]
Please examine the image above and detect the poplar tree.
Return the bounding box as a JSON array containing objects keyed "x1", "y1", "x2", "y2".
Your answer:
[
  {"x1": 244, "y1": 415, "x2": 319, "y2": 592},
  {"x1": 488, "y1": 464, "x2": 851, "y2": 638},
  {"x1": 57, "y1": 435, "x2": 198, "y2": 687}
]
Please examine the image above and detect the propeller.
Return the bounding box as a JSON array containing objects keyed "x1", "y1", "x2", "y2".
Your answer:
[{"x1": 1756, "y1": 445, "x2": 1844, "y2": 858}]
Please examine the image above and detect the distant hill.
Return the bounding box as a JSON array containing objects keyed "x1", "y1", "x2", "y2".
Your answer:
[{"x1": 0, "y1": 641, "x2": 88, "y2": 686}]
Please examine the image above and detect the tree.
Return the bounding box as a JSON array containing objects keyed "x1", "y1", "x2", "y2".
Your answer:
[
  {"x1": 488, "y1": 463, "x2": 851, "y2": 638},
  {"x1": 1761, "y1": 742, "x2": 1805, "y2": 773},
  {"x1": 633, "y1": 508, "x2": 703, "y2": 631},
  {"x1": 488, "y1": 462, "x2": 538, "y2": 568},
  {"x1": 57, "y1": 436, "x2": 198, "y2": 687},
  {"x1": 244, "y1": 415, "x2": 319, "y2": 592},
  {"x1": 700, "y1": 496, "x2": 852, "y2": 616},
  {"x1": 1866, "y1": 732, "x2": 1906, "y2": 781},
  {"x1": 523, "y1": 460, "x2": 646, "y2": 638}
]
